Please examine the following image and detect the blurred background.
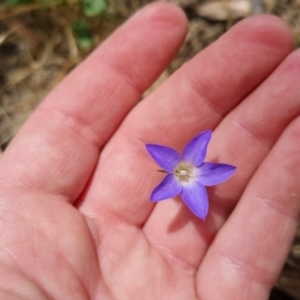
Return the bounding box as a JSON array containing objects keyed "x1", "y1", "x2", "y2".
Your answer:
[{"x1": 0, "y1": 0, "x2": 299, "y2": 298}]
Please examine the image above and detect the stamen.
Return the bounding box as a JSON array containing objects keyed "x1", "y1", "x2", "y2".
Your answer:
[{"x1": 175, "y1": 163, "x2": 194, "y2": 183}]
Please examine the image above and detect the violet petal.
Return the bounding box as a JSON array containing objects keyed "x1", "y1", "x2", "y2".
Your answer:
[
  {"x1": 182, "y1": 130, "x2": 212, "y2": 166},
  {"x1": 198, "y1": 162, "x2": 236, "y2": 186},
  {"x1": 146, "y1": 144, "x2": 181, "y2": 173},
  {"x1": 150, "y1": 174, "x2": 182, "y2": 201},
  {"x1": 181, "y1": 182, "x2": 208, "y2": 219}
]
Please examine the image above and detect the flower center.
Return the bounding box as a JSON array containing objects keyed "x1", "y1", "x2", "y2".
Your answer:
[{"x1": 174, "y1": 163, "x2": 194, "y2": 182}]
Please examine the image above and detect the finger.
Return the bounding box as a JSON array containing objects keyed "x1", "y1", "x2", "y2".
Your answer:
[
  {"x1": 206, "y1": 49, "x2": 300, "y2": 212},
  {"x1": 80, "y1": 15, "x2": 292, "y2": 233},
  {"x1": 196, "y1": 118, "x2": 300, "y2": 300},
  {"x1": 154, "y1": 49, "x2": 300, "y2": 267},
  {"x1": 144, "y1": 45, "x2": 300, "y2": 269},
  {"x1": 151, "y1": 48, "x2": 300, "y2": 270},
  {"x1": 0, "y1": 3, "x2": 187, "y2": 200},
  {"x1": 141, "y1": 17, "x2": 295, "y2": 269}
]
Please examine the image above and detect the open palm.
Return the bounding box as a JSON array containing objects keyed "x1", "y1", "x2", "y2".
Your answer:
[{"x1": 0, "y1": 3, "x2": 299, "y2": 299}]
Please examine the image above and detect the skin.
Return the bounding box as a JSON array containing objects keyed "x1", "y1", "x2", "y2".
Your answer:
[{"x1": 0, "y1": 3, "x2": 299, "y2": 299}]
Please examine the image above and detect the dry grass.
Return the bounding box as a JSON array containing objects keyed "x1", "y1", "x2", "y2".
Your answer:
[{"x1": 0, "y1": 0, "x2": 299, "y2": 299}]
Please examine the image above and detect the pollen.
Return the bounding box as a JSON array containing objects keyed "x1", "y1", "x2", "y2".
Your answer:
[{"x1": 174, "y1": 163, "x2": 194, "y2": 182}]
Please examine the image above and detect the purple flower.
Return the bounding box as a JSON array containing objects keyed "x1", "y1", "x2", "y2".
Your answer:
[{"x1": 146, "y1": 130, "x2": 236, "y2": 220}]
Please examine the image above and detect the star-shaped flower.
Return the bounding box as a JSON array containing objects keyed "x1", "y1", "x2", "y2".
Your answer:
[{"x1": 146, "y1": 130, "x2": 236, "y2": 220}]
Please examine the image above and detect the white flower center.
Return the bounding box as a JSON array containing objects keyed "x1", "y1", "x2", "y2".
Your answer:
[
  {"x1": 174, "y1": 163, "x2": 194, "y2": 183},
  {"x1": 179, "y1": 170, "x2": 187, "y2": 176}
]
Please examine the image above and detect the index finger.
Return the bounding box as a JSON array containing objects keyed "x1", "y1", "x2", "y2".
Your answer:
[{"x1": 0, "y1": 3, "x2": 188, "y2": 200}]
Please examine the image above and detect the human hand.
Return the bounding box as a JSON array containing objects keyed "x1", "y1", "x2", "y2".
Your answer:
[{"x1": 0, "y1": 3, "x2": 299, "y2": 299}]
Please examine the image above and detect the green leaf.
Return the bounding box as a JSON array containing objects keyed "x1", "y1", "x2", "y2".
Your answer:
[
  {"x1": 83, "y1": 0, "x2": 107, "y2": 17},
  {"x1": 72, "y1": 20, "x2": 93, "y2": 50}
]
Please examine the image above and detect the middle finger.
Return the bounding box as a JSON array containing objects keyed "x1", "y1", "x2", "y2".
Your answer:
[{"x1": 80, "y1": 15, "x2": 292, "y2": 267}]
